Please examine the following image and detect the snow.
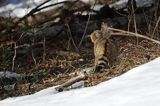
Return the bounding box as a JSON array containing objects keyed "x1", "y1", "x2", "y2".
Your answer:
[
  {"x1": 0, "y1": 0, "x2": 64, "y2": 17},
  {"x1": 110, "y1": 0, "x2": 153, "y2": 9},
  {"x1": 0, "y1": 57, "x2": 160, "y2": 106},
  {"x1": 0, "y1": 0, "x2": 154, "y2": 17},
  {"x1": 0, "y1": 71, "x2": 24, "y2": 78}
]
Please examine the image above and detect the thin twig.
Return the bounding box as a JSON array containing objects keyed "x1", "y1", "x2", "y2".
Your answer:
[
  {"x1": 31, "y1": 51, "x2": 37, "y2": 65},
  {"x1": 132, "y1": 1, "x2": 138, "y2": 45},
  {"x1": 128, "y1": 15, "x2": 132, "y2": 31},
  {"x1": 37, "y1": 1, "x2": 69, "y2": 11},
  {"x1": 78, "y1": 0, "x2": 98, "y2": 48},
  {"x1": 152, "y1": 16, "x2": 160, "y2": 37},
  {"x1": 31, "y1": 38, "x2": 37, "y2": 65},
  {"x1": 12, "y1": 43, "x2": 17, "y2": 71},
  {"x1": 78, "y1": 12, "x2": 91, "y2": 48},
  {"x1": 66, "y1": 23, "x2": 78, "y2": 51},
  {"x1": 16, "y1": 0, "x2": 52, "y2": 23},
  {"x1": 43, "y1": 33, "x2": 46, "y2": 61},
  {"x1": 108, "y1": 27, "x2": 160, "y2": 45}
]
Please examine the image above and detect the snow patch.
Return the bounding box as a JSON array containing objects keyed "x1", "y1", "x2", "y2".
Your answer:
[
  {"x1": 0, "y1": 0, "x2": 154, "y2": 17},
  {"x1": 0, "y1": 71, "x2": 24, "y2": 78},
  {"x1": 0, "y1": 57, "x2": 160, "y2": 106}
]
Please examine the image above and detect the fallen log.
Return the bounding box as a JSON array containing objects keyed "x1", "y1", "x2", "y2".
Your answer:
[
  {"x1": 55, "y1": 73, "x2": 87, "y2": 92},
  {"x1": 55, "y1": 67, "x2": 93, "y2": 92}
]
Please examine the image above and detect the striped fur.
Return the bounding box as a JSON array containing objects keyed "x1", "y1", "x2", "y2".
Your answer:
[{"x1": 90, "y1": 30, "x2": 118, "y2": 72}]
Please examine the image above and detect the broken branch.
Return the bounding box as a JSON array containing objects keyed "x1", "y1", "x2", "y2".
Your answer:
[
  {"x1": 55, "y1": 72, "x2": 88, "y2": 92},
  {"x1": 108, "y1": 27, "x2": 160, "y2": 45}
]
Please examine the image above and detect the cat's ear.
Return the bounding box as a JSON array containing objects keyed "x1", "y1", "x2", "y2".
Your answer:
[{"x1": 90, "y1": 30, "x2": 102, "y2": 43}]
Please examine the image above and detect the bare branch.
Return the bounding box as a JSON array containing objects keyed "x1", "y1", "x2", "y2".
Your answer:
[
  {"x1": 12, "y1": 43, "x2": 17, "y2": 71},
  {"x1": 55, "y1": 72, "x2": 88, "y2": 92},
  {"x1": 107, "y1": 27, "x2": 160, "y2": 45},
  {"x1": 152, "y1": 16, "x2": 160, "y2": 37}
]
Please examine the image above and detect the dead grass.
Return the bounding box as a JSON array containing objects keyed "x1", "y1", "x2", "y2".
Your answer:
[{"x1": 1, "y1": 35, "x2": 160, "y2": 100}]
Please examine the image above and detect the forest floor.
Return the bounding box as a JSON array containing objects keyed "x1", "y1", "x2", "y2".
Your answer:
[{"x1": 0, "y1": 27, "x2": 160, "y2": 100}]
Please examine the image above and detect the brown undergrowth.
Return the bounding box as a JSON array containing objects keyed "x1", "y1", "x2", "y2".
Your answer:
[{"x1": 1, "y1": 33, "x2": 160, "y2": 100}]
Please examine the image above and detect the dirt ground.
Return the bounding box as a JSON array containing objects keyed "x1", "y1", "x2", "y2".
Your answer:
[{"x1": 0, "y1": 31, "x2": 160, "y2": 100}]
